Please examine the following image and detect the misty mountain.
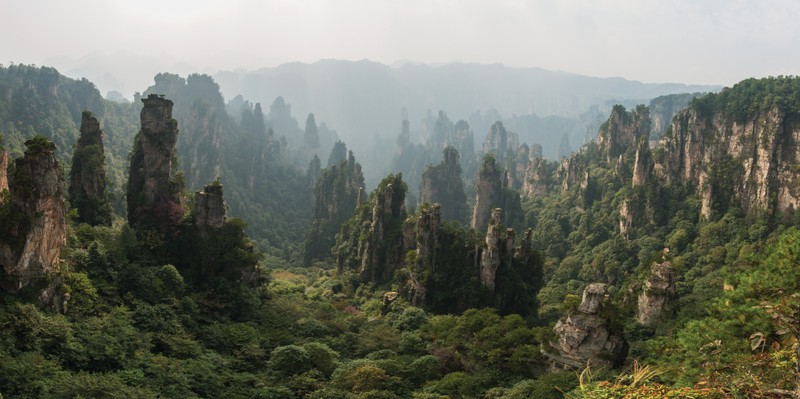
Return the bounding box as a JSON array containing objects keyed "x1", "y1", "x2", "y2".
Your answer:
[{"x1": 214, "y1": 60, "x2": 720, "y2": 159}]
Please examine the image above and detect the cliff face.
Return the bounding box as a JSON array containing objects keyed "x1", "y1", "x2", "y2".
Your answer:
[
  {"x1": 403, "y1": 204, "x2": 441, "y2": 306},
  {"x1": 181, "y1": 100, "x2": 221, "y2": 190},
  {"x1": 546, "y1": 283, "x2": 627, "y2": 369},
  {"x1": 523, "y1": 152, "x2": 549, "y2": 197},
  {"x1": 305, "y1": 149, "x2": 365, "y2": 264},
  {"x1": 631, "y1": 138, "x2": 652, "y2": 187},
  {"x1": 420, "y1": 146, "x2": 469, "y2": 223},
  {"x1": 472, "y1": 156, "x2": 504, "y2": 231},
  {"x1": 68, "y1": 111, "x2": 111, "y2": 226},
  {"x1": 648, "y1": 93, "x2": 698, "y2": 138},
  {"x1": 482, "y1": 121, "x2": 519, "y2": 165},
  {"x1": 637, "y1": 255, "x2": 677, "y2": 326},
  {"x1": 334, "y1": 174, "x2": 407, "y2": 284},
  {"x1": 194, "y1": 183, "x2": 226, "y2": 229},
  {"x1": 596, "y1": 104, "x2": 651, "y2": 162},
  {"x1": 0, "y1": 138, "x2": 66, "y2": 292},
  {"x1": 127, "y1": 94, "x2": 183, "y2": 232},
  {"x1": 479, "y1": 208, "x2": 511, "y2": 291},
  {"x1": 0, "y1": 148, "x2": 7, "y2": 193},
  {"x1": 658, "y1": 98, "x2": 800, "y2": 219}
]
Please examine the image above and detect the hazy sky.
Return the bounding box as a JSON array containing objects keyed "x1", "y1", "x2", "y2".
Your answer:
[{"x1": 3, "y1": 0, "x2": 799, "y2": 91}]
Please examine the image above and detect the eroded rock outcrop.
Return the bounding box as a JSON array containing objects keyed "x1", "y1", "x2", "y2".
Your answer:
[
  {"x1": 631, "y1": 138, "x2": 652, "y2": 187},
  {"x1": 182, "y1": 100, "x2": 222, "y2": 190},
  {"x1": 126, "y1": 94, "x2": 183, "y2": 232},
  {"x1": 546, "y1": 283, "x2": 627, "y2": 369},
  {"x1": 0, "y1": 149, "x2": 8, "y2": 194},
  {"x1": 596, "y1": 104, "x2": 651, "y2": 162},
  {"x1": 637, "y1": 254, "x2": 677, "y2": 326},
  {"x1": 0, "y1": 137, "x2": 66, "y2": 292},
  {"x1": 194, "y1": 182, "x2": 226, "y2": 229},
  {"x1": 69, "y1": 111, "x2": 112, "y2": 225},
  {"x1": 472, "y1": 156, "x2": 504, "y2": 231},
  {"x1": 479, "y1": 208, "x2": 511, "y2": 291},
  {"x1": 420, "y1": 147, "x2": 469, "y2": 223},
  {"x1": 523, "y1": 151, "x2": 549, "y2": 197},
  {"x1": 482, "y1": 121, "x2": 519, "y2": 165},
  {"x1": 402, "y1": 204, "x2": 441, "y2": 306},
  {"x1": 654, "y1": 79, "x2": 800, "y2": 219},
  {"x1": 305, "y1": 148, "x2": 365, "y2": 264},
  {"x1": 334, "y1": 174, "x2": 407, "y2": 284}
]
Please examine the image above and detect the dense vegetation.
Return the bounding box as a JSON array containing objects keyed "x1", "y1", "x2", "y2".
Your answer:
[{"x1": 0, "y1": 66, "x2": 799, "y2": 398}]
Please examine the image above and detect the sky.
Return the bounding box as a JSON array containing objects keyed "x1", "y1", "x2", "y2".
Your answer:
[{"x1": 2, "y1": 0, "x2": 799, "y2": 94}]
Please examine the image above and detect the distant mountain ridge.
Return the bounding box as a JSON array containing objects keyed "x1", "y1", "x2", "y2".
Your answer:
[{"x1": 213, "y1": 60, "x2": 721, "y2": 154}]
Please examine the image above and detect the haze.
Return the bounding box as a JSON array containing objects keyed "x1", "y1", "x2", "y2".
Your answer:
[{"x1": 3, "y1": 0, "x2": 799, "y2": 96}]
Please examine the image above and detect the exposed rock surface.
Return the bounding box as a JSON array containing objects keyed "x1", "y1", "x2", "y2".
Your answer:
[
  {"x1": 523, "y1": 153, "x2": 549, "y2": 198},
  {"x1": 0, "y1": 148, "x2": 8, "y2": 194},
  {"x1": 481, "y1": 121, "x2": 519, "y2": 165},
  {"x1": 335, "y1": 175, "x2": 407, "y2": 284},
  {"x1": 637, "y1": 255, "x2": 677, "y2": 326},
  {"x1": 596, "y1": 105, "x2": 651, "y2": 162},
  {"x1": 68, "y1": 111, "x2": 111, "y2": 225},
  {"x1": 181, "y1": 100, "x2": 221, "y2": 190},
  {"x1": 194, "y1": 183, "x2": 226, "y2": 229},
  {"x1": 305, "y1": 148, "x2": 365, "y2": 264},
  {"x1": 126, "y1": 94, "x2": 183, "y2": 232},
  {"x1": 403, "y1": 204, "x2": 441, "y2": 306},
  {"x1": 546, "y1": 283, "x2": 627, "y2": 369},
  {"x1": 648, "y1": 93, "x2": 698, "y2": 138},
  {"x1": 631, "y1": 138, "x2": 652, "y2": 187},
  {"x1": 658, "y1": 102, "x2": 800, "y2": 219},
  {"x1": 479, "y1": 208, "x2": 510, "y2": 291},
  {"x1": 0, "y1": 138, "x2": 66, "y2": 292},
  {"x1": 420, "y1": 146, "x2": 469, "y2": 223},
  {"x1": 472, "y1": 156, "x2": 504, "y2": 231}
]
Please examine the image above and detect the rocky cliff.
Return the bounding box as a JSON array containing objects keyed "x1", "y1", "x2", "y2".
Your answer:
[
  {"x1": 181, "y1": 100, "x2": 222, "y2": 190},
  {"x1": 648, "y1": 93, "x2": 698, "y2": 138},
  {"x1": 335, "y1": 174, "x2": 407, "y2": 284},
  {"x1": 305, "y1": 148, "x2": 365, "y2": 264},
  {"x1": 0, "y1": 147, "x2": 7, "y2": 194},
  {"x1": 472, "y1": 155, "x2": 504, "y2": 231},
  {"x1": 545, "y1": 283, "x2": 627, "y2": 369},
  {"x1": 194, "y1": 182, "x2": 226, "y2": 229},
  {"x1": 126, "y1": 94, "x2": 183, "y2": 233},
  {"x1": 68, "y1": 111, "x2": 112, "y2": 225},
  {"x1": 637, "y1": 254, "x2": 677, "y2": 326},
  {"x1": 596, "y1": 104, "x2": 651, "y2": 162},
  {"x1": 657, "y1": 78, "x2": 800, "y2": 219},
  {"x1": 522, "y1": 151, "x2": 549, "y2": 197},
  {"x1": 0, "y1": 137, "x2": 66, "y2": 292},
  {"x1": 420, "y1": 146, "x2": 469, "y2": 223}
]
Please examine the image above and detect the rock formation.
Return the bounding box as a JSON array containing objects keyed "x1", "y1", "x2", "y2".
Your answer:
[
  {"x1": 472, "y1": 155, "x2": 504, "y2": 231},
  {"x1": 305, "y1": 148, "x2": 365, "y2": 264},
  {"x1": 194, "y1": 182, "x2": 226, "y2": 229},
  {"x1": 420, "y1": 146, "x2": 469, "y2": 223},
  {"x1": 637, "y1": 255, "x2": 677, "y2": 326},
  {"x1": 181, "y1": 100, "x2": 222, "y2": 190},
  {"x1": 658, "y1": 89, "x2": 800, "y2": 219},
  {"x1": 523, "y1": 151, "x2": 549, "y2": 197},
  {"x1": 0, "y1": 137, "x2": 66, "y2": 292},
  {"x1": 334, "y1": 174, "x2": 407, "y2": 284},
  {"x1": 403, "y1": 204, "x2": 441, "y2": 306},
  {"x1": 648, "y1": 93, "x2": 698, "y2": 138},
  {"x1": 0, "y1": 147, "x2": 8, "y2": 194},
  {"x1": 546, "y1": 283, "x2": 627, "y2": 369},
  {"x1": 68, "y1": 111, "x2": 112, "y2": 226},
  {"x1": 126, "y1": 94, "x2": 183, "y2": 233},
  {"x1": 479, "y1": 209, "x2": 510, "y2": 291},
  {"x1": 596, "y1": 105, "x2": 651, "y2": 162},
  {"x1": 631, "y1": 137, "x2": 652, "y2": 187},
  {"x1": 481, "y1": 121, "x2": 519, "y2": 165}
]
